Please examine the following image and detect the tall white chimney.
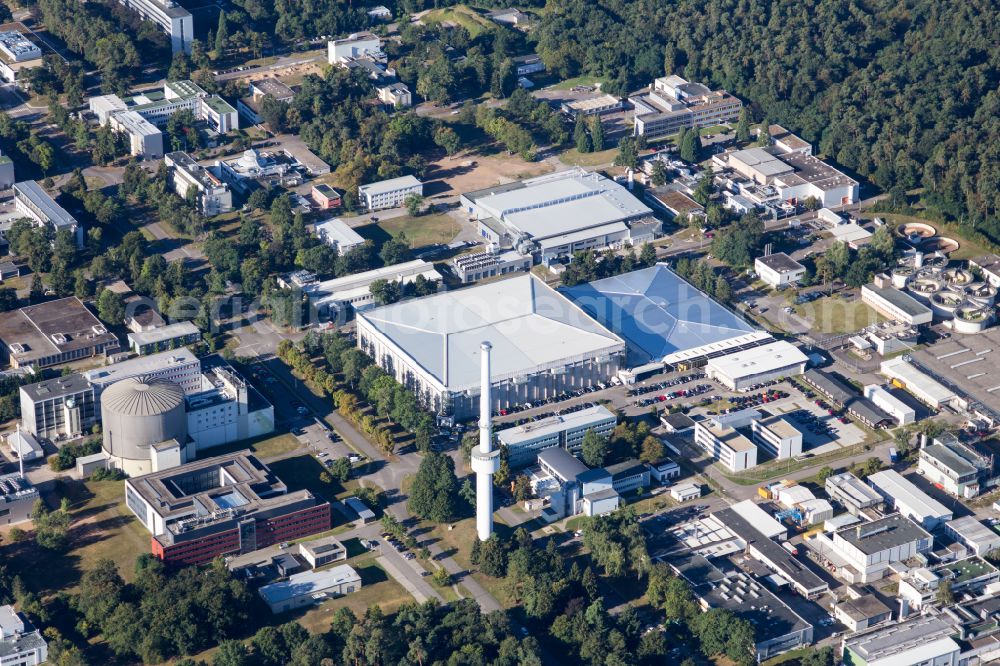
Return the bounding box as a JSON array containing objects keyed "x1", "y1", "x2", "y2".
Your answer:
[{"x1": 471, "y1": 342, "x2": 500, "y2": 541}]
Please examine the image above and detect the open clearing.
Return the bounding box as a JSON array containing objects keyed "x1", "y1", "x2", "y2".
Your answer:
[
  {"x1": 356, "y1": 213, "x2": 462, "y2": 248},
  {"x1": 423, "y1": 152, "x2": 553, "y2": 198}
]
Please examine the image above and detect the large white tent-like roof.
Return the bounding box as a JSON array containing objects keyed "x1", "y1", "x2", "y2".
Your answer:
[{"x1": 357, "y1": 274, "x2": 625, "y2": 392}]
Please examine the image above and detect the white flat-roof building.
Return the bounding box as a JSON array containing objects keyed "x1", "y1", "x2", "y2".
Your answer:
[
  {"x1": 376, "y1": 82, "x2": 411, "y2": 108},
  {"x1": 164, "y1": 152, "x2": 232, "y2": 216},
  {"x1": 90, "y1": 80, "x2": 237, "y2": 137},
  {"x1": 755, "y1": 252, "x2": 805, "y2": 289},
  {"x1": 670, "y1": 482, "x2": 701, "y2": 502},
  {"x1": 945, "y1": 516, "x2": 1000, "y2": 557},
  {"x1": 19, "y1": 374, "x2": 97, "y2": 439},
  {"x1": 880, "y1": 356, "x2": 958, "y2": 409},
  {"x1": 0, "y1": 605, "x2": 47, "y2": 665},
  {"x1": 704, "y1": 340, "x2": 808, "y2": 391},
  {"x1": 259, "y1": 565, "x2": 361, "y2": 613},
  {"x1": 496, "y1": 404, "x2": 617, "y2": 468},
  {"x1": 862, "y1": 280, "x2": 933, "y2": 326},
  {"x1": 315, "y1": 218, "x2": 365, "y2": 256},
  {"x1": 108, "y1": 110, "x2": 163, "y2": 158},
  {"x1": 302, "y1": 259, "x2": 441, "y2": 321},
  {"x1": 13, "y1": 180, "x2": 82, "y2": 247},
  {"x1": 693, "y1": 418, "x2": 757, "y2": 472},
  {"x1": 328, "y1": 32, "x2": 382, "y2": 64},
  {"x1": 298, "y1": 536, "x2": 347, "y2": 568},
  {"x1": 918, "y1": 436, "x2": 987, "y2": 499},
  {"x1": 358, "y1": 174, "x2": 422, "y2": 210},
  {"x1": 357, "y1": 274, "x2": 626, "y2": 418},
  {"x1": 462, "y1": 168, "x2": 657, "y2": 263},
  {"x1": 868, "y1": 469, "x2": 953, "y2": 530},
  {"x1": 863, "y1": 384, "x2": 916, "y2": 425},
  {"x1": 750, "y1": 415, "x2": 802, "y2": 459},
  {"x1": 560, "y1": 94, "x2": 623, "y2": 117},
  {"x1": 115, "y1": 0, "x2": 193, "y2": 53}
]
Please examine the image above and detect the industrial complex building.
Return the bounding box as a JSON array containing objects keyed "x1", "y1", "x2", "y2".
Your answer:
[
  {"x1": 712, "y1": 132, "x2": 859, "y2": 209},
  {"x1": 629, "y1": 75, "x2": 743, "y2": 141},
  {"x1": 496, "y1": 404, "x2": 617, "y2": 468},
  {"x1": 13, "y1": 180, "x2": 83, "y2": 248},
  {"x1": 862, "y1": 279, "x2": 934, "y2": 327},
  {"x1": 90, "y1": 80, "x2": 237, "y2": 157},
  {"x1": 0, "y1": 297, "x2": 120, "y2": 370},
  {"x1": 693, "y1": 417, "x2": 758, "y2": 472},
  {"x1": 814, "y1": 513, "x2": 934, "y2": 583},
  {"x1": 357, "y1": 274, "x2": 626, "y2": 418},
  {"x1": 461, "y1": 168, "x2": 658, "y2": 263},
  {"x1": 916, "y1": 432, "x2": 996, "y2": 499},
  {"x1": 125, "y1": 451, "x2": 331, "y2": 565},
  {"x1": 165, "y1": 151, "x2": 233, "y2": 216},
  {"x1": 98, "y1": 356, "x2": 274, "y2": 475},
  {"x1": 562, "y1": 263, "x2": 771, "y2": 368},
  {"x1": 84, "y1": 347, "x2": 202, "y2": 398},
  {"x1": 841, "y1": 615, "x2": 961, "y2": 666},
  {"x1": 704, "y1": 340, "x2": 809, "y2": 391},
  {"x1": 825, "y1": 472, "x2": 883, "y2": 515}
]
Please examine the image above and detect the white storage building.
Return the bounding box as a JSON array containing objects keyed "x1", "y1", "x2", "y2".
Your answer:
[
  {"x1": 880, "y1": 356, "x2": 958, "y2": 409},
  {"x1": 704, "y1": 340, "x2": 809, "y2": 391},
  {"x1": 754, "y1": 253, "x2": 805, "y2": 289},
  {"x1": 944, "y1": 516, "x2": 1000, "y2": 557},
  {"x1": 862, "y1": 384, "x2": 916, "y2": 425},
  {"x1": 867, "y1": 469, "x2": 953, "y2": 530},
  {"x1": 315, "y1": 218, "x2": 365, "y2": 256}
]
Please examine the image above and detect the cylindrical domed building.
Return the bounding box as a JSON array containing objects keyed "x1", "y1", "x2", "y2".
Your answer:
[{"x1": 101, "y1": 376, "x2": 187, "y2": 476}]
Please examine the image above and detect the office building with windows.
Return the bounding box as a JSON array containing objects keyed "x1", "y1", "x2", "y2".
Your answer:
[{"x1": 497, "y1": 405, "x2": 617, "y2": 468}]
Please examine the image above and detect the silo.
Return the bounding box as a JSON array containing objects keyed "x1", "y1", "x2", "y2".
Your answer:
[{"x1": 101, "y1": 376, "x2": 187, "y2": 476}]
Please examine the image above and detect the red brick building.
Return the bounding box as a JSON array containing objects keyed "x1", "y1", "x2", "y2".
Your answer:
[{"x1": 127, "y1": 450, "x2": 331, "y2": 566}]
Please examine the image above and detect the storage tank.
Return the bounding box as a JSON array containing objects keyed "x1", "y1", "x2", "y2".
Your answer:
[{"x1": 101, "y1": 376, "x2": 187, "y2": 476}]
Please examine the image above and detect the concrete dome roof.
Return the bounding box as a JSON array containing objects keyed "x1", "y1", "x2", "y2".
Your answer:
[{"x1": 100, "y1": 376, "x2": 185, "y2": 416}]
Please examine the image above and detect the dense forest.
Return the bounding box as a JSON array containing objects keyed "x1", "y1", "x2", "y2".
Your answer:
[{"x1": 535, "y1": 0, "x2": 1000, "y2": 241}]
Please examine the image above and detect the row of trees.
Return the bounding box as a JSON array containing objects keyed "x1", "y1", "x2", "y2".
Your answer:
[{"x1": 560, "y1": 243, "x2": 659, "y2": 287}]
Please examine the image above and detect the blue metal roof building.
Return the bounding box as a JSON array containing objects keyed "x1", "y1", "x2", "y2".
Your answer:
[{"x1": 562, "y1": 264, "x2": 770, "y2": 367}]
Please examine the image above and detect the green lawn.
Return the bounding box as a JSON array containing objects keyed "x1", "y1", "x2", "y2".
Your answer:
[
  {"x1": 196, "y1": 432, "x2": 304, "y2": 461},
  {"x1": 794, "y1": 294, "x2": 884, "y2": 333},
  {"x1": 2, "y1": 479, "x2": 150, "y2": 595},
  {"x1": 422, "y1": 6, "x2": 494, "y2": 36},
  {"x1": 559, "y1": 147, "x2": 619, "y2": 167},
  {"x1": 295, "y1": 561, "x2": 413, "y2": 633},
  {"x1": 357, "y1": 213, "x2": 461, "y2": 249},
  {"x1": 869, "y1": 212, "x2": 994, "y2": 261},
  {"x1": 549, "y1": 75, "x2": 608, "y2": 91}
]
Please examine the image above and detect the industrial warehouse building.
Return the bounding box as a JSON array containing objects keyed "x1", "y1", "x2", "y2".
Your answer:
[
  {"x1": 562, "y1": 263, "x2": 772, "y2": 368},
  {"x1": 126, "y1": 451, "x2": 331, "y2": 566},
  {"x1": 754, "y1": 252, "x2": 806, "y2": 289},
  {"x1": 461, "y1": 168, "x2": 658, "y2": 263},
  {"x1": 357, "y1": 274, "x2": 626, "y2": 418},
  {"x1": 842, "y1": 616, "x2": 961, "y2": 666},
  {"x1": 704, "y1": 340, "x2": 809, "y2": 390},
  {"x1": 862, "y1": 279, "x2": 934, "y2": 326},
  {"x1": 867, "y1": 469, "x2": 953, "y2": 530},
  {"x1": 496, "y1": 404, "x2": 617, "y2": 468},
  {"x1": 0, "y1": 297, "x2": 120, "y2": 370},
  {"x1": 815, "y1": 513, "x2": 934, "y2": 583}
]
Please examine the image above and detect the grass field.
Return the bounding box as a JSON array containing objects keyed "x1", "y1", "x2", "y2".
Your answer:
[
  {"x1": 870, "y1": 212, "x2": 994, "y2": 261},
  {"x1": 422, "y1": 517, "x2": 518, "y2": 606},
  {"x1": 794, "y1": 294, "x2": 884, "y2": 333},
  {"x1": 422, "y1": 6, "x2": 493, "y2": 36},
  {"x1": 549, "y1": 75, "x2": 608, "y2": 91},
  {"x1": 357, "y1": 213, "x2": 461, "y2": 249},
  {"x1": 559, "y1": 147, "x2": 619, "y2": 167},
  {"x1": 202, "y1": 432, "x2": 304, "y2": 461},
  {"x1": 295, "y1": 561, "x2": 413, "y2": 632},
  {"x1": 1, "y1": 479, "x2": 150, "y2": 595}
]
